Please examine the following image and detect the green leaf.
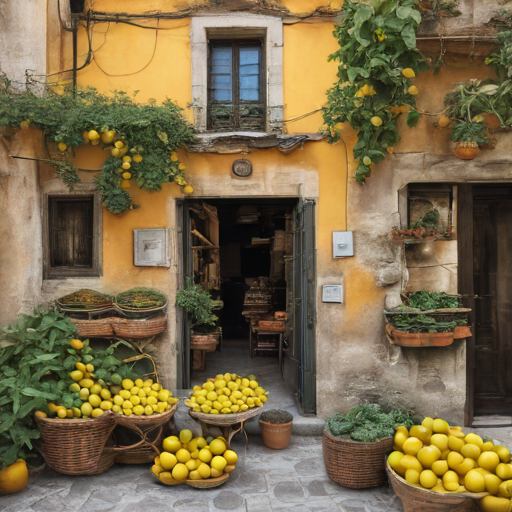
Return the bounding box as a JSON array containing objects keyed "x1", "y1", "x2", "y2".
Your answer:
[
  {"x1": 410, "y1": 10, "x2": 421, "y2": 24},
  {"x1": 26, "y1": 353, "x2": 60, "y2": 364},
  {"x1": 353, "y1": 5, "x2": 374, "y2": 27},
  {"x1": 407, "y1": 110, "x2": 420, "y2": 127},
  {"x1": 396, "y1": 6, "x2": 412, "y2": 19},
  {"x1": 401, "y1": 25, "x2": 416, "y2": 49},
  {"x1": 21, "y1": 387, "x2": 59, "y2": 400}
]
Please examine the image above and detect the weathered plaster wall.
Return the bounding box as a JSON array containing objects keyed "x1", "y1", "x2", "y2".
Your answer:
[{"x1": 0, "y1": 1, "x2": 47, "y2": 327}]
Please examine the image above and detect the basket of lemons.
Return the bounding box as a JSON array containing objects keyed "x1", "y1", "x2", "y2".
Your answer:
[
  {"x1": 152, "y1": 429, "x2": 238, "y2": 488},
  {"x1": 387, "y1": 415, "x2": 512, "y2": 512}
]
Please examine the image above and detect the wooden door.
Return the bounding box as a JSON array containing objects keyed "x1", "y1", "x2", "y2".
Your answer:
[{"x1": 473, "y1": 189, "x2": 512, "y2": 414}]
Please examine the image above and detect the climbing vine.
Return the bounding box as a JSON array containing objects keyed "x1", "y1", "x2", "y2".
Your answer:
[
  {"x1": 0, "y1": 78, "x2": 195, "y2": 214},
  {"x1": 323, "y1": 0, "x2": 429, "y2": 183}
]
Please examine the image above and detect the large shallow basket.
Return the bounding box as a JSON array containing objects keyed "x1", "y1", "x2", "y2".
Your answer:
[
  {"x1": 36, "y1": 413, "x2": 118, "y2": 475},
  {"x1": 386, "y1": 460, "x2": 486, "y2": 512},
  {"x1": 189, "y1": 407, "x2": 261, "y2": 426},
  {"x1": 322, "y1": 430, "x2": 393, "y2": 489},
  {"x1": 113, "y1": 403, "x2": 178, "y2": 464},
  {"x1": 152, "y1": 470, "x2": 230, "y2": 488},
  {"x1": 112, "y1": 316, "x2": 167, "y2": 338},
  {"x1": 70, "y1": 317, "x2": 114, "y2": 337}
]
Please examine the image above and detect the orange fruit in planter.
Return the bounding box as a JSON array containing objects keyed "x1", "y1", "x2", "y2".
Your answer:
[{"x1": 0, "y1": 460, "x2": 29, "y2": 494}]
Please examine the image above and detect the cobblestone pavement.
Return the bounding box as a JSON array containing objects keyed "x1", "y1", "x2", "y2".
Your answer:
[{"x1": 0, "y1": 435, "x2": 403, "y2": 512}]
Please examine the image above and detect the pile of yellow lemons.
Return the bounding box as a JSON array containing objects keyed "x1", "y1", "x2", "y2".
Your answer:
[
  {"x1": 185, "y1": 373, "x2": 268, "y2": 415},
  {"x1": 44, "y1": 361, "x2": 178, "y2": 419},
  {"x1": 152, "y1": 429, "x2": 238, "y2": 483},
  {"x1": 389, "y1": 416, "x2": 512, "y2": 512}
]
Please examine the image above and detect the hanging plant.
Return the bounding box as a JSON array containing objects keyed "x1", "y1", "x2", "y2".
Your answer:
[
  {"x1": 323, "y1": 0, "x2": 429, "y2": 183},
  {"x1": 0, "y1": 77, "x2": 195, "y2": 214}
]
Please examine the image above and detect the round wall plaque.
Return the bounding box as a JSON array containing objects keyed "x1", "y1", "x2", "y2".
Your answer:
[{"x1": 232, "y1": 159, "x2": 253, "y2": 178}]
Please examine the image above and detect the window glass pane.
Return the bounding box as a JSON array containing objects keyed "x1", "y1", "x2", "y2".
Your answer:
[
  {"x1": 211, "y1": 46, "x2": 232, "y2": 102},
  {"x1": 239, "y1": 46, "x2": 260, "y2": 102}
]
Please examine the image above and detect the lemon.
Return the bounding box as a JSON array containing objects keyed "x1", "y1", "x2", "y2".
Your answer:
[
  {"x1": 58, "y1": 142, "x2": 67, "y2": 152},
  {"x1": 405, "y1": 469, "x2": 420, "y2": 485},
  {"x1": 152, "y1": 464, "x2": 164, "y2": 477},
  {"x1": 112, "y1": 405, "x2": 122, "y2": 414},
  {"x1": 179, "y1": 430, "x2": 193, "y2": 444},
  {"x1": 151, "y1": 383, "x2": 162, "y2": 391},
  {"x1": 79, "y1": 378, "x2": 94, "y2": 389},
  {"x1": 112, "y1": 148, "x2": 121, "y2": 158},
  {"x1": 186, "y1": 459, "x2": 200, "y2": 471},
  {"x1": 176, "y1": 449, "x2": 191, "y2": 463},
  {"x1": 465, "y1": 469, "x2": 486, "y2": 492},
  {"x1": 223, "y1": 450, "x2": 238, "y2": 465},
  {"x1": 249, "y1": 380, "x2": 258, "y2": 389},
  {"x1": 209, "y1": 439, "x2": 226, "y2": 455},
  {"x1": 90, "y1": 408, "x2": 103, "y2": 418},
  {"x1": 408, "y1": 85, "x2": 419, "y2": 95},
  {"x1": 178, "y1": 163, "x2": 186, "y2": 171},
  {"x1": 100, "y1": 400, "x2": 112, "y2": 411},
  {"x1": 0, "y1": 460, "x2": 29, "y2": 494},
  {"x1": 158, "y1": 390, "x2": 170, "y2": 402},
  {"x1": 211, "y1": 456, "x2": 227, "y2": 472},
  {"x1": 57, "y1": 408, "x2": 67, "y2": 419},
  {"x1": 183, "y1": 185, "x2": 194, "y2": 195},
  {"x1": 119, "y1": 389, "x2": 131, "y2": 400},
  {"x1": 100, "y1": 130, "x2": 115, "y2": 144},
  {"x1": 133, "y1": 154, "x2": 143, "y2": 163},
  {"x1": 240, "y1": 404, "x2": 249, "y2": 411},
  {"x1": 448, "y1": 435, "x2": 465, "y2": 453},
  {"x1": 409, "y1": 425, "x2": 432, "y2": 444},
  {"x1": 199, "y1": 448, "x2": 213, "y2": 463},
  {"x1": 195, "y1": 437, "x2": 207, "y2": 449},
  {"x1": 88, "y1": 130, "x2": 99, "y2": 141},
  {"x1": 496, "y1": 464, "x2": 512, "y2": 480},
  {"x1": 480, "y1": 496, "x2": 512, "y2": 512},
  {"x1": 370, "y1": 116, "x2": 383, "y2": 127},
  {"x1": 114, "y1": 140, "x2": 125, "y2": 149},
  {"x1": 121, "y1": 162, "x2": 131, "y2": 170},
  {"x1": 430, "y1": 434, "x2": 449, "y2": 452},
  {"x1": 443, "y1": 470, "x2": 460, "y2": 491},
  {"x1": 210, "y1": 468, "x2": 223, "y2": 478},
  {"x1": 122, "y1": 156, "x2": 132, "y2": 163},
  {"x1": 71, "y1": 407, "x2": 81, "y2": 418},
  {"x1": 79, "y1": 388, "x2": 90, "y2": 400},
  {"x1": 99, "y1": 388, "x2": 111, "y2": 400},
  {"x1": 403, "y1": 437, "x2": 423, "y2": 456},
  {"x1": 170, "y1": 152, "x2": 179, "y2": 162},
  {"x1": 88, "y1": 395, "x2": 101, "y2": 408},
  {"x1": 133, "y1": 405, "x2": 144, "y2": 415},
  {"x1": 431, "y1": 459, "x2": 448, "y2": 477},
  {"x1": 479, "y1": 451, "x2": 501, "y2": 473},
  {"x1": 35, "y1": 411, "x2": 47, "y2": 419},
  {"x1": 400, "y1": 455, "x2": 423, "y2": 473},
  {"x1": 446, "y1": 451, "x2": 464, "y2": 470},
  {"x1": 172, "y1": 463, "x2": 189, "y2": 480},
  {"x1": 130, "y1": 395, "x2": 140, "y2": 406},
  {"x1": 90, "y1": 384, "x2": 102, "y2": 396},
  {"x1": 160, "y1": 452, "x2": 178, "y2": 471},
  {"x1": 194, "y1": 463, "x2": 209, "y2": 479},
  {"x1": 70, "y1": 370, "x2": 83, "y2": 382},
  {"x1": 419, "y1": 469, "x2": 437, "y2": 489},
  {"x1": 20, "y1": 120, "x2": 30, "y2": 130},
  {"x1": 402, "y1": 68, "x2": 415, "y2": 78},
  {"x1": 122, "y1": 400, "x2": 133, "y2": 410},
  {"x1": 494, "y1": 446, "x2": 512, "y2": 463},
  {"x1": 461, "y1": 443, "x2": 481, "y2": 460},
  {"x1": 144, "y1": 406, "x2": 154, "y2": 415}
]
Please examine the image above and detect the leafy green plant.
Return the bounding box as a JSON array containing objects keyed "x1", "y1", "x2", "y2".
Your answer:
[
  {"x1": 115, "y1": 288, "x2": 167, "y2": 310},
  {"x1": 176, "y1": 281, "x2": 218, "y2": 328},
  {"x1": 0, "y1": 309, "x2": 137, "y2": 469},
  {"x1": 323, "y1": 0, "x2": 428, "y2": 183},
  {"x1": 325, "y1": 403, "x2": 413, "y2": 442},
  {"x1": 450, "y1": 120, "x2": 489, "y2": 144},
  {"x1": 0, "y1": 77, "x2": 195, "y2": 214},
  {"x1": 411, "y1": 209, "x2": 440, "y2": 230},
  {"x1": 406, "y1": 291, "x2": 459, "y2": 310},
  {"x1": 389, "y1": 314, "x2": 466, "y2": 332}
]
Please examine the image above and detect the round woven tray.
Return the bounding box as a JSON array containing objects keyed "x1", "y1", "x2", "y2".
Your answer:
[
  {"x1": 114, "y1": 303, "x2": 168, "y2": 319},
  {"x1": 386, "y1": 460, "x2": 488, "y2": 512},
  {"x1": 152, "y1": 470, "x2": 230, "y2": 488},
  {"x1": 113, "y1": 403, "x2": 179, "y2": 464},
  {"x1": 112, "y1": 316, "x2": 167, "y2": 338},
  {"x1": 70, "y1": 317, "x2": 114, "y2": 337},
  {"x1": 189, "y1": 406, "x2": 262, "y2": 426},
  {"x1": 36, "y1": 412, "x2": 118, "y2": 475},
  {"x1": 322, "y1": 430, "x2": 393, "y2": 489}
]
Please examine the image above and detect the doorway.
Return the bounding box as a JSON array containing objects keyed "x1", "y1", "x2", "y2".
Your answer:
[
  {"x1": 459, "y1": 184, "x2": 512, "y2": 423},
  {"x1": 176, "y1": 197, "x2": 316, "y2": 415}
]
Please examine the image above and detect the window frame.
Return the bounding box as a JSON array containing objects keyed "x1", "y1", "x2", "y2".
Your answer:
[
  {"x1": 43, "y1": 192, "x2": 103, "y2": 279},
  {"x1": 207, "y1": 37, "x2": 267, "y2": 132},
  {"x1": 190, "y1": 14, "x2": 283, "y2": 134}
]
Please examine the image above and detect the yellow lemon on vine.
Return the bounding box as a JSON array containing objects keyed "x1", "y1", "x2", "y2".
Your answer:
[
  {"x1": 178, "y1": 163, "x2": 186, "y2": 170},
  {"x1": 88, "y1": 130, "x2": 99, "y2": 141},
  {"x1": 183, "y1": 185, "x2": 194, "y2": 195},
  {"x1": 133, "y1": 154, "x2": 143, "y2": 163},
  {"x1": 115, "y1": 140, "x2": 125, "y2": 149},
  {"x1": 363, "y1": 156, "x2": 372, "y2": 166},
  {"x1": 122, "y1": 162, "x2": 131, "y2": 170},
  {"x1": 370, "y1": 116, "x2": 383, "y2": 127},
  {"x1": 122, "y1": 156, "x2": 132, "y2": 163},
  {"x1": 121, "y1": 180, "x2": 131, "y2": 189},
  {"x1": 20, "y1": 120, "x2": 30, "y2": 129},
  {"x1": 408, "y1": 85, "x2": 419, "y2": 96},
  {"x1": 170, "y1": 152, "x2": 179, "y2": 162},
  {"x1": 58, "y1": 142, "x2": 67, "y2": 152},
  {"x1": 100, "y1": 130, "x2": 115, "y2": 144},
  {"x1": 402, "y1": 68, "x2": 416, "y2": 78},
  {"x1": 82, "y1": 131, "x2": 90, "y2": 142},
  {"x1": 122, "y1": 172, "x2": 132, "y2": 180}
]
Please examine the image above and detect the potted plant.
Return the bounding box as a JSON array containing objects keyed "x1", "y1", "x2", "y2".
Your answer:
[
  {"x1": 258, "y1": 409, "x2": 293, "y2": 450},
  {"x1": 176, "y1": 281, "x2": 219, "y2": 351},
  {"x1": 451, "y1": 121, "x2": 489, "y2": 160},
  {"x1": 391, "y1": 210, "x2": 452, "y2": 242},
  {"x1": 323, "y1": 403, "x2": 413, "y2": 489}
]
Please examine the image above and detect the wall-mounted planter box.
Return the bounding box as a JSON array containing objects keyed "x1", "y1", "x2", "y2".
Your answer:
[
  {"x1": 385, "y1": 323, "x2": 471, "y2": 347},
  {"x1": 391, "y1": 227, "x2": 453, "y2": 243}
]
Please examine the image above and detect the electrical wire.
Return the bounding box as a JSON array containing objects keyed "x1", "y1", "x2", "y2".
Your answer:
[
  {"x1": 92, "y1": 18, "x2": 160, "y2": 77},
  {"x1": 278, "y1": 108, "x2": 323, "y2": 123}
]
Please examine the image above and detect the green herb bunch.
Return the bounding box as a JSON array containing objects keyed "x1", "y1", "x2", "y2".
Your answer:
[
  {"x1": 0, "y1": 77, "x2": 195, "y2": 214},
  {"x1": 325, "y1": 403, "x2": 413, "y2": 442},
  {"x1": 406, "y1": 291, "x2": 459, "y2": 310},
  {"x1": 323, "y1": 0, "x2": 428, "y2": 183},
  {"x1": 176, "y1": 281, "x2": 218, "y2": 327},
  {"x1": 390, "y1": 314, "x2": 466, "y2": 332},
  {"x1": 0, "y1": 309, "x2": 137, "y2": 469},
  {"x1": 115, "y1": 288, "x2": 168, "y2": 310}
]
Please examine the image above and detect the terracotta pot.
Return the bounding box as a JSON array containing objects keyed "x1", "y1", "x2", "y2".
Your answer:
[
  {"x1": 454, "y1": 141, "x2": 479, "y2": 160},
  {"x1": 259, "y1": 420, "x2": 293, "y2": 449}
]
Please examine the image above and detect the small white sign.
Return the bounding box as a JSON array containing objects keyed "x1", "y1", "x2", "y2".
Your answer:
[
  {"x1": 134, "y1": 229, "x2": 169, "y2": 267},
  {"x1": 322, "y1": 285, "x2": 344, "y2": 304}
]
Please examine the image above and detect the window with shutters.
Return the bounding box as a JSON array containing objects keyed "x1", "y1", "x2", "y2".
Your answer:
[
  {"x1": 45, "y1": 195, "x2": 102, "y2": 278},
  {"x1": 208, "y1": 39, "x2": 265, "y2": 132}
]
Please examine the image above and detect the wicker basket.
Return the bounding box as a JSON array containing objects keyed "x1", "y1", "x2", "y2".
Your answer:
[
  {"x1": 386, "y1": 460, "x2": 486, "y2": 512},
  {"x1": 113, "y1": 403, "x2": 178, "y2": 464},
  {"x1": 112, "y1": 316, "x2": 167, "y2": 338},
  {"x1": 70, "y1": 317, "x2": 114, "y2": 337},
  {"x1": 36, "y1": 413, "x2": 118, "y2": 475},
  {"x1": 153, "y1": 471, "x2": 230, "y2": 488},
  {"x1": 322, "y1": 430, "x2": 393, "y2": 489}
]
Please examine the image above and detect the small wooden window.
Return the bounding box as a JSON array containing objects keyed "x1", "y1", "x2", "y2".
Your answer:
[
  {"x1": 45, "y1": 195, "x2": 101, "y2": 278},
  {"x1": 208, "y1": 39, "x2": 266, "y2": 132}
]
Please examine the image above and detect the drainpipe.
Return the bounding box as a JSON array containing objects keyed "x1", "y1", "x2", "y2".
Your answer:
[{"x1": 72, "y1": 16, "x2": 78, "y2": 96}]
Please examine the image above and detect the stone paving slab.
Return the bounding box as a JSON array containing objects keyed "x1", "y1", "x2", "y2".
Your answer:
[{"x1": 0, "y1": 436, "x2": 403, "y2": 512}]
